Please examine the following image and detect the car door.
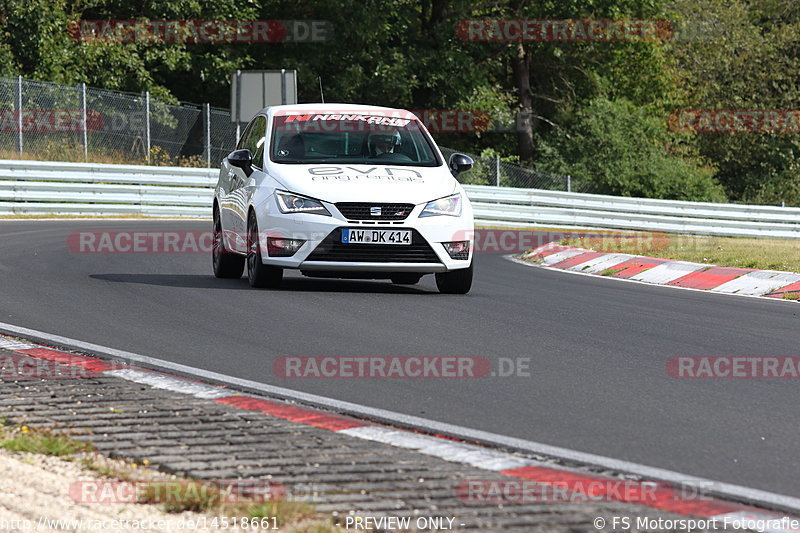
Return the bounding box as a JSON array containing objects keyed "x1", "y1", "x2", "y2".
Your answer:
[
  {"x1": 221, "y1": 116, "x2": 266, "y2": 252},
  {"x1": 241, "y1": 116, "x2": 268, "y2": 215}
]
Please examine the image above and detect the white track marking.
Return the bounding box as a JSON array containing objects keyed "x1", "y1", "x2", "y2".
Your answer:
[
  {"x1": 568, "y1": 253, "x2": 636, "y2": 273},
  {"x1": 106, "y1": 368, "x2": 234, "y2": 399},
  {"x1": 712, "y1": 271, "x2": 800, "y2": 296},
  {"x1": 1, "y1": 322, "x2": 799, "y2": 514},
  {"x1": 629, "y1": 261, "x2": 708, "y2": 284},
  {"x1": 340, "y1": 426, "x2": 532, "y2": 471},
  {"x1": 508, "y1": 255, "x2": 800, "y2": 306},
  {"x1": 539, "y1": 249, "x2": 589, "y2": 266},
  {"x1": 0, "y1": 338, "x2": 38, "y2": 350}
]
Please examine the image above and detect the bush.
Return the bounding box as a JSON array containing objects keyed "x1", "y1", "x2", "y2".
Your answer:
[{"x1": 536, "y1": 98, "x2": 726, "y2": 201}]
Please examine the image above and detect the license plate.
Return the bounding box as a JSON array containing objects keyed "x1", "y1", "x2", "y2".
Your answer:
[{"x1": 341, "y1": 229, "x2": 412, "y2": 245}]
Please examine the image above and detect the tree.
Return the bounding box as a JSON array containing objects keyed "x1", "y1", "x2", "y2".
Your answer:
[
  {"x1": 536, "y1": 97, "x2": 725, "y2": 200},
  {"x1": 667, "y1": 0, "x2": 800, "y2": 204}
]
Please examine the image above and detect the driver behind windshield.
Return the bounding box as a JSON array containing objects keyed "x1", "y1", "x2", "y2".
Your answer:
[{"x1": 369, "y1": 131, "x2": 401, "y2": 156}]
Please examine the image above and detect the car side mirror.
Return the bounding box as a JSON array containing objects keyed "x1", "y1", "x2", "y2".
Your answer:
[
  {"x1": 228, "y1": 149, "x2": 254, "y2": 177},
  {"x1": 448, "y1": 153, "x2": 474, "y2": 176}
]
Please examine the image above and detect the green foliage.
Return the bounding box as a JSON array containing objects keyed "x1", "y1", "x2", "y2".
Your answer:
[
  {"x1": 537, "y1": 98, "x2": 725, "y2": 200},
  {"x1": 0, "y1": 0, "x2": 798, "y2": 203},
  {"x1": 667, "y1": 0, "x2": 800, "y2": 204}
]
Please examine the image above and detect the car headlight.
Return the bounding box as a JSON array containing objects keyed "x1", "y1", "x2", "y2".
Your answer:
[
  {"x1": 275, "y1": 191, "x2": 331, "y2": 216},
  {"x1": 420, "y1": 193, "x2": 462, "y2": 217}
]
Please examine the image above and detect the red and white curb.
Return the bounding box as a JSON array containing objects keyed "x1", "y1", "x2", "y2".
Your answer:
[
  {"x1": 521, "y1": 243, "x2": 800, "y2": 300},
  {"x1": 1, "y1": 334, "x2": 799, "y2": 528}
]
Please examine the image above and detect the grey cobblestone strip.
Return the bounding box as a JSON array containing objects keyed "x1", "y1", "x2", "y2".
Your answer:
[{"x1": 0, "y1": 349, "x2": 743, "y2": 532}]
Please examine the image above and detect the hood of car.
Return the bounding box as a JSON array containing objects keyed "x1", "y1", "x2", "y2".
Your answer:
[{"x1": 266, "y1": 164, "x2": 458, "y2": 205}]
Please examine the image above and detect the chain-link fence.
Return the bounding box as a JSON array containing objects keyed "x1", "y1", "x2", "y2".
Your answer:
[
  {"x1": 0, "y1": 76, "x2": 237, "y2": 168},
  {"x1": 0, "y1": 76, "x2": 577, "y2": 190},
  {"x1": 438, "y1": 146, "x2": 580, "y2": 191}
]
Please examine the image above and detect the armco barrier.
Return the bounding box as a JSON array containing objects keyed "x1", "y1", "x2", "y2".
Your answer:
[
  {"x1": 1, "y1": 159, "x2": 799, "y2": 238},
  {"x1": 464, "y1": 185, "x2": 800, "y2": 238},
  {"x1": 0, "y1": 159, "x2": 215, "y2": 217}
]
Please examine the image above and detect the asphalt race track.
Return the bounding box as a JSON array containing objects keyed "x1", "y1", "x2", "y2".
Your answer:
[{"x1": 1, "y1": 219, "x2": 798, "y2": 498}]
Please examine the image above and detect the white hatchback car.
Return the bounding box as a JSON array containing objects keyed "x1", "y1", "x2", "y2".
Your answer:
[{"x1": 212, "y1": 104, "x2": 475, "y2": 293}]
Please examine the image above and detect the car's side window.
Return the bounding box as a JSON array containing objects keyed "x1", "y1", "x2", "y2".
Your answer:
[
  {"x1": 236, "y1": 120, "x2": 255, "y2": 151},
  {"x1": 237, "y1": 116, "x2": 267, "y2": 168},
  {"x1": 249, "y1": 116, "x2": 267, "y2": 168},
  {"x1": 236, "y1": 116, "x2": 266, "y2": 168}
]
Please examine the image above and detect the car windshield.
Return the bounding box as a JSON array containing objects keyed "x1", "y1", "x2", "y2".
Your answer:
[{"x1": 270, "y1": 113, "x2": 441, "y2": 166}]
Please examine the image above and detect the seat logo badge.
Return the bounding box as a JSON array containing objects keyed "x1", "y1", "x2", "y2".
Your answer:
[{"x1": 370, "y1": 206, "x2": 382, "y2": 216}]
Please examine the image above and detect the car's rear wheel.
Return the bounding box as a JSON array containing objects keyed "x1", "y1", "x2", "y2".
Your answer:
[
  {"x1": 212, "y1": 208, "x2": 244, "y2": 279},
  {"x1": 435, "y1": 262, "x2": 473, "y2": 294},
  {"x1": 247, "y1": 211, "x2": 283, "y2": 288},
  {"x1": 390, "y1": 274, "x2": 423, "y2": 285}
]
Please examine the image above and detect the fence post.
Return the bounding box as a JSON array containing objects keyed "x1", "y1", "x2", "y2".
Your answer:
[
  {"x1": 15, "y1": 75, "x2": 23, "y2": 154},
  {"x1": 566, "y1": 174, "x2": 572, "y2": 193},
  {"x1": 81, "y1": 83, "x2": 88, "y2": 161},
  {"x1": 495, "y1": 155, "x2": 500, "y2": 187},
  {"x1": 280, "y1": 68, "x2": 287, "y2": 105},
  {"x1": 144, "y1": 91, "x2": 151, "y2": 163},
  {"x1": 235, "y1": 69, "x2": 242, "y2": 144},
  {"x1": 204, "y1": 103, "x2": 211, "y2": 168}
]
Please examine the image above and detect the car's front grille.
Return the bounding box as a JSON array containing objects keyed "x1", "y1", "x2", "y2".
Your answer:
[
  {"x1": 335, "y1": 202, "x2": 414, "y2": 221},
  {"x1": 305, "y1": 228, "x2": 441, "y2": 263}
]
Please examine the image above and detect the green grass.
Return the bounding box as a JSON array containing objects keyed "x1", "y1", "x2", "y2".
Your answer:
[
  {"x1": 247, "y1": 500, "x2": 317, "y2": 524},
  {"x1": 137, "y1": 480, "x2": 222, "y2": 513},
  {"x1": 560, "y1": 233, "x2": 800, "y2": 272},
  {"x1": 136, "y1": 480, "x2": 327, "y2": 530},
  {"x1": 0, "y1": 145, "x2": 206, "y2": 168},
  {"x1": 80, "y1": 457, "x2": 121, "y2": 478},
  {"x1": 0, "y1": 424, "x2": 91, "y2": 456},
  {"x1": 0, "y1": 421, "x2": 343, "y2": 532}
]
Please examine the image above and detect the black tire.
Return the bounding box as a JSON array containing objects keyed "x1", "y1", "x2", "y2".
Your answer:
[
  {"x1": 247, "y1": 211, "x2": 283, "y2": 288},
  {"x1": 390, "y1": 273, "x2": 423, "y2": 285},
  {"x1": 212, "y1": 208, "x2": 245, "y2": 279},
  {"x1": 435, "y1": 263, "x2": 473, "y2": 294}
]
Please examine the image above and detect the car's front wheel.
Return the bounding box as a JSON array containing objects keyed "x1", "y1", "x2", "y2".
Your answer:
[
  {"x1": 212, "y1": 208, "x2": 244, "y2": 279},
  {"x1": 435, "y1": 262, "x2": 473, "y2": 294},
  {"x1": 247, "y1": 211, "x2": 283, "y2": 289}
]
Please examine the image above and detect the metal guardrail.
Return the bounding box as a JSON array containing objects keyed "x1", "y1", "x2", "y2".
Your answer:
[
  {"x1": 465, "y1": 185, "x2": 800, "y2": 238},
  {"x1": 0, "y1": 160, "x2": 215, "y2": 217},
  {"x1": 1, "y1": 160, "x2": 799, "y2": 238}
]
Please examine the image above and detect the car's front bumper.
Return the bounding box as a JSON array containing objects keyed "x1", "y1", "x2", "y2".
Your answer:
[
  {"x1": 254, "y1": 198, "x2": 474, "y2": 272},
  {"x1": 298, "y1": 261, "x2": 449, "y2": 273}
]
